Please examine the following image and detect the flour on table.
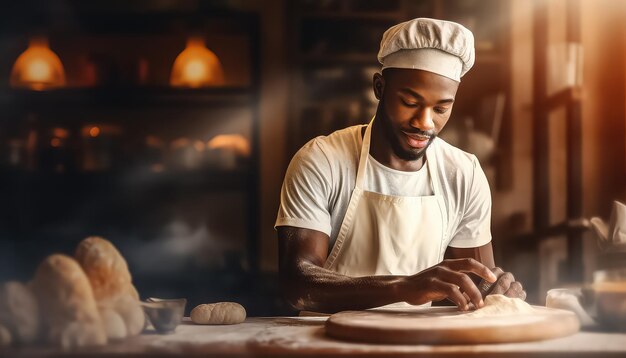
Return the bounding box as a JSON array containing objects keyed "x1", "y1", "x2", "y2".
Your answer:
[{"x1": 466, "y1": 294, "x2": 536, "y2": 317}]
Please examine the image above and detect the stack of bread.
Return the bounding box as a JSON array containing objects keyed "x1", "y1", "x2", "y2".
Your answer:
[{"x1": 0, "y1": 237, "x2": 144, "y2": 349}]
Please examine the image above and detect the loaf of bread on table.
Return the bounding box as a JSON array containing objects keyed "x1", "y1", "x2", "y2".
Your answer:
[
  {"x1": 0, "y1": 281, "x2": 39, "y2": 344},
  {"x1": 74, "y1": 236, "x2": 133, "y2": 303},
  {"x1": 31, "y1": 254, "x2": 107, "y2": 349},
  {"x1": 75, "y1": 237, "x2": 144, "y2": 338},
  {"x1": 191, "y1": 302, "x2": 246, "y2": 325}
]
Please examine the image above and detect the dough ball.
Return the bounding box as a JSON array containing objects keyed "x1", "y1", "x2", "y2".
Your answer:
[
  {"x1": 0, "y1": 281, "x2": 39, "y2": 344},
  {"x1": 467, "y1": 294, "x2": 536, "y2": 317},
  {"x1": 99, "y1": 307, "x2": 127, "y2": 340},
  {"x1": 191, "y1": 302, "x2": 246, "y2": 325},
  {"x1": 112, "y1": 295, "x2": 145, "y2": 336},
  {"x1": 0, "y1": 324, "x2": 11, "y2": 347},
  {"x1": 31, "y1": 254, "x2": 107, "y2": 348},
  {"x1": 74, "y1": 237, "x2": 133, "y2": 304}
]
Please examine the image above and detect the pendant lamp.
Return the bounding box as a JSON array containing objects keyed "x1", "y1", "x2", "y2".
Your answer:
[
  {"x1": 170, "y1": 37, "x2": 224, "y2": 88},
  {"x1": 10, "y1": 37, "x2": 66, "y2": 91}
]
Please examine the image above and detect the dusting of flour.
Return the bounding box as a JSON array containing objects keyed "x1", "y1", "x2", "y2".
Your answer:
[{"x1": 466, "y1": 294, "x2": 536, "y2": 318}]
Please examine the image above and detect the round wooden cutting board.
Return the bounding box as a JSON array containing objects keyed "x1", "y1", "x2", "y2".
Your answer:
[{"x1": 325, "y1": 306, "x2": 580, "y2": 345}]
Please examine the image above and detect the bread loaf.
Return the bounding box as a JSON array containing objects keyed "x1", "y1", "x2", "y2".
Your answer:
[
  {"x1": 31, "y1": 254, "x2": 107, "y2": 348},
  {"x1": 75, "y1": 237, "x2": 133, "y2": 304},
  {"x1": 0, "y1": 281, "x2": 39, "y2": 344},
  {"x1": 74, "y1": 237, "x2": 144, "y2": 337},
  {"x1": 190, "y1": 302, "x2": 246, "y2": 325}
]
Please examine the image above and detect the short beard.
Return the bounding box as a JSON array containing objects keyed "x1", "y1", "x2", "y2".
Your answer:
[{"x1": 377, "y1": 104, "x2": 436, "y2": 162}]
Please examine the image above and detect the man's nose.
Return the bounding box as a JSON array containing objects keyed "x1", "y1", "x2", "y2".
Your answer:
[{"x1": 410, "y1": 107, "x2": 435, "y2": 132}]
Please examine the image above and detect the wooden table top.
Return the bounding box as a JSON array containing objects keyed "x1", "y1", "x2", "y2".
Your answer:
[{"x1": 2, "y1": 317, "x2": 626, "y2": 357}]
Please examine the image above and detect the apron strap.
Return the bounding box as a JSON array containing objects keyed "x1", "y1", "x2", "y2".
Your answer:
[
  {"x1": 427, "y1": 139, "x2": 447, "y2": 246},
  {"x1": 354, "y1": 118, "x2": 374, "y2": 189},
  {"x1": 426, "y1": 139, "x2": 441, "y2": 196}
]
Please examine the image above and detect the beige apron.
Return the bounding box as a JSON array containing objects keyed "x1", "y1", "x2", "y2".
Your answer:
[{"x1": 324, "y1": 118, "x2": 447, "y2": 281}]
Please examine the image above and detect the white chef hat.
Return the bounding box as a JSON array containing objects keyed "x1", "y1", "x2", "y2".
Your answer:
[{"x1": 377, "y1": 18, "x2": 475, "y2": 82}]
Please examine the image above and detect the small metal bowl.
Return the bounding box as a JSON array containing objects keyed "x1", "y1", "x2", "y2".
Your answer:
[{"x1": 141, "y1": 298, "x2": 187, "y2": 334}]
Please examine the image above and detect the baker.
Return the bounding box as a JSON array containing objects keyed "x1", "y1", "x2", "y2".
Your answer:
[{"x1": 275, "y1": 18, "x2": 526, "y2": 313}]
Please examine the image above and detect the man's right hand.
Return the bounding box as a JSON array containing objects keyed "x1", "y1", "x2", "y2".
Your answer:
[{"x1": 399, "y1": 258, "x2": 498, "y2": 311}]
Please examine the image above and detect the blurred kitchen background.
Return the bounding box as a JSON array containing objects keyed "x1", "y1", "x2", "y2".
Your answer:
[{"x1": 0, "y1": 0, "x2": 624, "y2": 316}]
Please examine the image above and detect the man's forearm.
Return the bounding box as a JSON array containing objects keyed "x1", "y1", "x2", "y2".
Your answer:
[{"x1": 282, "y1": 260, "x2": 407, "y2": 313}]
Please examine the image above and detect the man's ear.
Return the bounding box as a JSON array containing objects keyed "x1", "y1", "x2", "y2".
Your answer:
[{"x1": 373, "y1": 72, "x2": 385, "y2": 100}]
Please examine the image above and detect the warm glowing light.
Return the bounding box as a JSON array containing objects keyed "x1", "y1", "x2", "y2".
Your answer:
[
  {"x1": 10, "y1": 37, "x2": 66, "y2": 91},
  {"x1": 26, "y1": 59, "x2": 52, "y2": 81},
  {"x1": 170, "y1": 37, "x2": 224, "y2": 88},
  {"x1": 207, "y1": 134, "x2": 250, "y2": 157},
  {"x1": 81, "y1": 124, "x2": 122, "y2": 138},
  {"x1": 52, "y1": 128, "x2": 69, "y2": 139},
  {"x1": 50, "y1": 138, "x2": 61, "y2": 147},
  {"x1": 171, "y1": 137, "x2": 191, "y2": 149},
  {"x1": 89, "y1": 126, "x2": 100, "y2": 138},
  {"x1": 183, "y1": 60, "x2": 208, "y2": 83}
]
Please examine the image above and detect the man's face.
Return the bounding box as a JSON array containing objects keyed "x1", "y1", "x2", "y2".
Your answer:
[{"x1": 373, "y1": 69, "x2": 459, "y2": 161}]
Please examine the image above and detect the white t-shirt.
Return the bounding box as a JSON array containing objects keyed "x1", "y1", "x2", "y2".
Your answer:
[{"x1": 275, "y1": 125, "x2": 492, "y2": 250}]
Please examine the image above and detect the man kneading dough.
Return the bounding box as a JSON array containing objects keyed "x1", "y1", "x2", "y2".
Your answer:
[{"x1": 276, "y1": 18, "x2": 526, "y2": 313}]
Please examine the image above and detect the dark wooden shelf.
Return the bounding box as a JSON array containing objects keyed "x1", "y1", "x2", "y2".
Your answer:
[
  {"x1": 122, "y1": 167, "x2": 252, "y2": 190},
  {"x1": 0, "y1": 6, "x2": 259, "y2": 36},
  {"x1": 299, "y1": 53, "x2": 380, "y2": 65},
  {"x1": 0, "y1": 87, "x2": 254, "y2": 108},
  {"x1": 301, "y1": 12, "x2": 401, "y2": 21},
  {"x1": 0, "y1": 167, "x2": 252, "y2": 191}
]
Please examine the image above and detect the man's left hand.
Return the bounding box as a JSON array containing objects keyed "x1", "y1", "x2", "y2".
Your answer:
[{"x1": 478, "y1": 267, "x2": 527, "y2": 300}]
